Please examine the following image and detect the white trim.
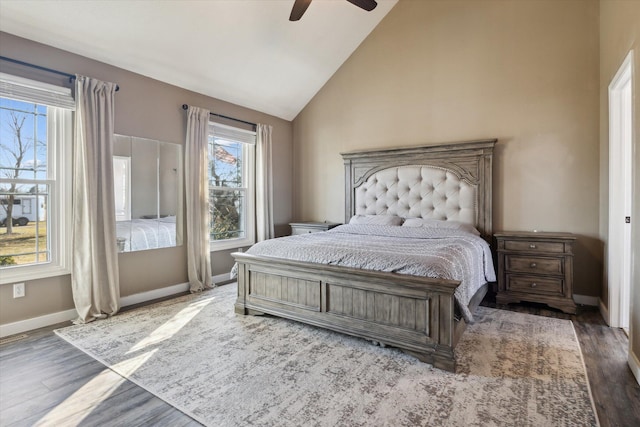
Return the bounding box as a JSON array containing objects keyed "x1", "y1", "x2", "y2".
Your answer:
[
  {"x1": 0, "y1": 106, "x2": 72, "y2": 285},
  {"x1": 211, "y1": 237, "x2": 254, "y2": 252},
  {"x1": 209, "y1": 141, "x2": 256, "y2": 252},
  {"x1": 0, "y1": 265, "x2": 70, "y2": 286},
  {"x1": 212, "y1": 273, "x2": 233, "y2": 285},
  {"x1": 0, "y1": 308, "x2": 77, "y2": 338},
  {"x1": 573, "y1": 294, "x2": 599, "y2": 307},
  {"x1": 629, "y1": 349, "x2": 640, "y2": 386},
  {"x1": 119, "y1": 282, "x2": 190, "y2": 307},
  {"x1": 0, "y1": 277, "x2": 234, "y2": 338},
  {"x1": 599, "y1": 298, "x2": 610, "y2": 327},
  {"x1": 607, "y1": 49, "x2": 634, "y2": 328}
]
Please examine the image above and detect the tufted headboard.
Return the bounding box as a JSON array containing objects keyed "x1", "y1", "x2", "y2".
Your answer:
[{"x1": 342, "y1": 139, "x2": 497, "y2": 239}]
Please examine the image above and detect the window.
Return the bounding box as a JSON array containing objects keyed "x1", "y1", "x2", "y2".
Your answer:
[
  {"x1": 208, "y1": 122, "x2": 256, "y2": 251},
  {"x1": 0, "y1": 73, "x2": 73, "y2": 284}
]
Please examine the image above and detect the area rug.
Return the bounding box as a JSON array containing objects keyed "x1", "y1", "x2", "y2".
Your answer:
[{"x1": 55, "y1": 283, "x2": 599, "y2": 427}]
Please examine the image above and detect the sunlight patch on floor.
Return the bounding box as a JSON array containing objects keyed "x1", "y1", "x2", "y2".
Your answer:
[
  {"x1": 126, "y1": 297, "x2": 215, "y2": 354},
  {"x1": 34, "y1": 349, "x2": 157, "y2": 426}
]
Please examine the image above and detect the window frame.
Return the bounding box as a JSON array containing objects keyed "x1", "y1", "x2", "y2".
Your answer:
[
  {"x1": 208, "y1": 125, "x2": 256, "y2": 252},
  {"x1": 0, "y1": 89, "x2": 73, "y2": 285}
]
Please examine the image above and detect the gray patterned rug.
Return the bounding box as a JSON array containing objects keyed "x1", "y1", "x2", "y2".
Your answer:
[{"x1": 55, "y1": 283, "x2": 599, "y2": 426}]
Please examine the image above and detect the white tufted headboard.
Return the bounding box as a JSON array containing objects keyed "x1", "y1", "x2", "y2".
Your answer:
[{"x1": 342, "y1": 140, "x2": 496, "y2": 239}]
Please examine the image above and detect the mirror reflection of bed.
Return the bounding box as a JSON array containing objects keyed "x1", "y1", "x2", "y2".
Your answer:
[{"x1": 113, "y1": 134, "x2": 183, "y2": 252}]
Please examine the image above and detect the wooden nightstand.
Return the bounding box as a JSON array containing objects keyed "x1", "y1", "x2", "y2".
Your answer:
[
  {"x1": 289, "y1": 221, "x2": 341, "y2": 235},
  {"x1": 494, "y1": 231, "x2": 577, "y2": 314}
]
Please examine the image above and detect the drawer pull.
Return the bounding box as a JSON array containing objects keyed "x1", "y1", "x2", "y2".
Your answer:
[
  {"x1": 529, "y1": 244, "x2": 536, "y2": 249},
  {"x1": 531, "y1": 283, "x2": 537, "y2": 288},
  {"x1": 530, "y1": 262, "x2": 537, "y2": 268}
]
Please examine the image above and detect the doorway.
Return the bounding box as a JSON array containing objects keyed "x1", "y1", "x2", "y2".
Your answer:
[{"x1": 608, "y1": 50, "x2": 634, "y2": 331}]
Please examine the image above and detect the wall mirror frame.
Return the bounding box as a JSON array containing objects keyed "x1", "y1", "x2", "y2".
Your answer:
[{"x1": 113, "y1": 134, "x2": 183, "y2": 252}]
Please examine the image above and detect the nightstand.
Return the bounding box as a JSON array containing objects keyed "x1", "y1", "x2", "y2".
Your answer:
[
  {"x1": 289, "y1": 221, "x2": 341, "y2": 235},
  {"x1": 494, "y1": 231, "x2": 577, "y2": 314}
]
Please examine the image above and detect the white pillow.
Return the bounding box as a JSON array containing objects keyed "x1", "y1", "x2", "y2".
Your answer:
[
  {"x1": 348, "y1": 215, "x2": 404, "y2": 226},
  {"x1": 402, "y1": 217, "x2": 481, "y2": 235}
]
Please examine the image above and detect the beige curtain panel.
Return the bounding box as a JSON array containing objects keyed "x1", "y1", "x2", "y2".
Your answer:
[
  {"x1": 256, "y1": 123, "x2": 274, "y2": 242},
  {"x1": 71, "y1": 75, "x2": 120, "y2": 323},
  {"x1": 185, "y1": 106, "x2": 213, "y2": 292}
]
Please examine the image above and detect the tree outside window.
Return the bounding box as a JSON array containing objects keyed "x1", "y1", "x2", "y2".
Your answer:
[
  {"x1": 0, "y1": 98, "x2": 49, "y2": 266},
  {"x1": 207, "y1": 122, "x2": 256, "y2": 251}
]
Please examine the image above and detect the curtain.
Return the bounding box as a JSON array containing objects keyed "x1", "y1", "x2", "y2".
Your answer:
[
  {"x1": 71, "y1": 75, "x2": 119, "y2": 323},
  {"x1": 185, "y1": 106, "x2": 213, "y2": 292},
  {"x1": 256, "y1": 124, "x2": 274, "y2": 241}
]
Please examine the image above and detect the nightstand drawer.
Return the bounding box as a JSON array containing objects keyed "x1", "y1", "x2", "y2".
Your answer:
[
  {"x1": 292, "y1": 226, "x2": 320, "y2": 235},
  {"x1": 506, "y1": 275, "x2": 564, "y2": 296},
  {"x1": 505, "y1": 255, "x2": 563, "y2": 275},
  {"x1": 290, "y1": 222, "x2": 341, "y2": 235},
  {"x1": 495, "y1": 231, "x2": 576, "y2": 314},
  {"x1": 503, "y1": 240, "x2": 565, "y2": 253}
]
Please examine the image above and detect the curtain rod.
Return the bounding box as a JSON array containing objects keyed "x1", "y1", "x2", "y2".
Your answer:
[
  {"x1": 181, "y1": 104, "x2": 256, "y2": 128},
  {"x1": 0, "y1": 56, "x2": 119, "y2": 91}
]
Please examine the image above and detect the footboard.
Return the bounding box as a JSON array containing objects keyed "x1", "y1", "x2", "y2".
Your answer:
[{"x1": 233, "y1": 252, "x2": 463, "y2": 371}]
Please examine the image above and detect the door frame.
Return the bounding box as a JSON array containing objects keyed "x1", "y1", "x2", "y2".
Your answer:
[{"x1": 607, "y1": 50, "x2": 634, "y2": 329}]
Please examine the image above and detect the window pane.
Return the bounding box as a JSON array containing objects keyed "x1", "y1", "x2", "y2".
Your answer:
[
  {"x1": 0, "y1": 98, "x2": 51, "y2": 268},
  {"x1": 0, "y1": 186, "x2": 49, "y2": 266},
  {"x1": 210, "y1": 188, "x2": 245, "y2": 241},
  {"x1": 209, "y1": 138, "x2": 243, "y2": 188},
  {"x1": 0, "y1": 99, "x2": 48, "y2": 180}
]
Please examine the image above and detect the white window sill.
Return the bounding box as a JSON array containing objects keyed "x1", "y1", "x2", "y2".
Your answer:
[
  {"x1": 0, "y1": 263, "x2": 70, "y2": 285},
  {"x1": 210, "y1": 236, "x2": 254, "y2": 252}
]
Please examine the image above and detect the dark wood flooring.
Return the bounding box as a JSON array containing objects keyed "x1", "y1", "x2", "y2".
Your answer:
[{"x1": 1, "y1": 291, "x2": 638, "y2": 427}]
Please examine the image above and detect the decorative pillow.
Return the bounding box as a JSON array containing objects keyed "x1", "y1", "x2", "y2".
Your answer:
[
  {"x1": 348, "y1": 215, "x2": 404, "y2": 226},
  {"x1": 402, "y1": 217, "x2": 481, "y2": 235}
]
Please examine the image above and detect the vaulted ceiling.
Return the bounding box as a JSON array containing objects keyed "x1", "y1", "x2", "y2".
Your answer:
[{"x1": 0, "y1": 0, "x2": 398, "y2": 120}]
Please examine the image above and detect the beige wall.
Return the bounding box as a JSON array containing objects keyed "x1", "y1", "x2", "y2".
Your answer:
[
  {"x1": 0, "y1": 32, "x2": 293, "y2": 325},
  {"x1": 293, "y1": 0, "x2": 601, "y2": 297},
  {"x1": 599, "y1": 0, "x2": 640, "y2": 370}
]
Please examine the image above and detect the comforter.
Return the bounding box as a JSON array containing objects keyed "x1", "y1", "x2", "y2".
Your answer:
[{"x1": 235, "y1": 224, "x2": 496, "y2": 322}]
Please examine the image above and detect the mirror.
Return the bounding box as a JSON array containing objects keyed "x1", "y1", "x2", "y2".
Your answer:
[{"x1": 113, "y1": 134, "x2": 183, "y2": 252}]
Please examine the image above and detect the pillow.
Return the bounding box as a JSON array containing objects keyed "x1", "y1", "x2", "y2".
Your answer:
[
  {"x1": 348, "y1": 214, "x2": 404, "y2": 226},
  {"x1": 402, "y1": 217, "x2": 481, "y2": 235}
]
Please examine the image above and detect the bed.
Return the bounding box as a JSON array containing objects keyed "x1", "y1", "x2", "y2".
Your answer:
[
  {"x1": 233, "y1": 139, "x2": 497, "y2": 371},
  {"x1": 116, "y1": 216, "x2": 177, "y2": 252}
]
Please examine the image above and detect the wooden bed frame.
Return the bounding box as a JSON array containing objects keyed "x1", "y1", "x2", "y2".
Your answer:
[{"x1": 233, "y1": 139, "x2": 496, "y2": 372}]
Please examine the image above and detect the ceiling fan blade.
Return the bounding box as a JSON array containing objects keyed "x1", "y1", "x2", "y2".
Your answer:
[
  {"x1": 290, "y1": 0, "x2": 312, "y2": 21},
  {"x1": 346, "y1": 0, "x2": 378, "y2": 12}
]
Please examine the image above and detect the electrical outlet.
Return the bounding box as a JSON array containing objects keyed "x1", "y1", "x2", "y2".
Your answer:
[{"x1": 13, "y1": 283, "x2": 25, "y2": 298}]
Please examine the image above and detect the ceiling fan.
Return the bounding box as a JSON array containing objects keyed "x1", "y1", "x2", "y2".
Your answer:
[{"x1": 289, "y1": 0, "x2": 378, "y2": 21}]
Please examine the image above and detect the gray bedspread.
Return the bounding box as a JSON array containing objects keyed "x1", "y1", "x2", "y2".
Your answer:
[{"x1": 234, "y1": 224, "x2": 496, "y2": 322}]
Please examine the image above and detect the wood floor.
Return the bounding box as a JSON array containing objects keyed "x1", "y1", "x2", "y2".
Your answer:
[{"x1": 1, "y1": 292, "x2": 639, "y2": 427}]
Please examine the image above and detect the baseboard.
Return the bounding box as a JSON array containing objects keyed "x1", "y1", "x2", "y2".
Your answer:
[
  {"x1": 120, "y1": 282, "x2": 190, "y2": 307},
  {"x1": 629, "y1": 349, "x2": 640, "y2": 386},
  {"x1": 0, "y1": 308, "x2": 77, "y2": 338},
  {"x1": 599, "y1": 298, "x2": 611, "y2": 326},
  {"x1": 573, "y1": 294, "x2": 599, "y2": 307},
  {"x1": 1, "y1": 277, "x2": 231, "y2": 338},
  {"x1": 212, "y1": 273, "x2": 232, "y2": 285}
]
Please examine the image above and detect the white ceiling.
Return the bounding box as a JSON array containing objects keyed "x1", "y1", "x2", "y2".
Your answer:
[{"x1": 0, "y1": 0, "x2": 398, "y2": 121}]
